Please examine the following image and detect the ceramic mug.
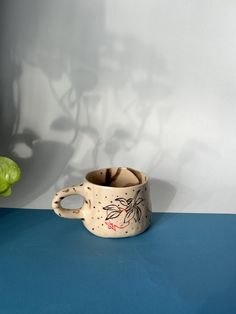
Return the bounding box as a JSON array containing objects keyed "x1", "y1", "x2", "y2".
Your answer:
[{"x1": 52, "y1": 167, "x2": 152, "y2": 238}]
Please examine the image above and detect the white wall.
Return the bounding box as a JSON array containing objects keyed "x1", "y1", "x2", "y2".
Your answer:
[{"x1": 1, "y1": 0, "x2": 236, "y2": 213}]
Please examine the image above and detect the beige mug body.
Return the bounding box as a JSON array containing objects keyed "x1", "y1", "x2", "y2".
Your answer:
[{"x1": 52, "y1": 167, "x2": 152, "y2": 238}]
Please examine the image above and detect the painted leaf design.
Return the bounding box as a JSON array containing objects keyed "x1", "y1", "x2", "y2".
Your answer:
[
  {"x1": 127, "y1": 198, "x2": 133, "y2": 205},
  {"x1": 106, "y1": 210, "x2": 122, "y2": 220},
  {"x1": 115, "y1": 198, "x2": 128, "y2": 206},
  {"x1": 136, "y1": 198, "x2": 143, "y2": 205},
  {"x1": 135, "y1": 206, "x2": 142, "y2": 222},
  {"x1": 124, "y1": 209, "x2": 135, "y2": 223},
  {"x1": 134, "y1": 190, "x2": 141, "y2": 198},
  {"x1": 103, "y1": 204, "x2": 120, "y2": 211}
]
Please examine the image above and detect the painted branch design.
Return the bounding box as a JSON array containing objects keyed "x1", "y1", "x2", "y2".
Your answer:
[{"x1": 103, "y1": 190, "x2": 144, "y2": 231}]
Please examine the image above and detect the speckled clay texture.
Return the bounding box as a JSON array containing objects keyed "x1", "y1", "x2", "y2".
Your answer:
[{"x1": 52, "y1": 167, "x2": 152, "y2": 238}]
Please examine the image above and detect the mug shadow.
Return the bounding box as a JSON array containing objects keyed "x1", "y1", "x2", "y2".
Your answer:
[{"x1": 149, "y1": 178, "x2": 177, "y2": 228}]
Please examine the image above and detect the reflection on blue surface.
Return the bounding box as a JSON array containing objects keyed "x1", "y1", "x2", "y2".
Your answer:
[{"x1": 0, "y1": 210, "x2": 236, "y2": 313}]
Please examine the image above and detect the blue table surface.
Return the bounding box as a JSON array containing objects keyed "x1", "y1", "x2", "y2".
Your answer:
[{"x1": 0, "y1": 209, "x2": 236, "y2": 314}]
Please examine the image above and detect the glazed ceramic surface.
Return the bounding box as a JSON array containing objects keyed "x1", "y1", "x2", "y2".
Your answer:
[{"x1": 52, "y1": 167, "x2": 152, "y2": 238}]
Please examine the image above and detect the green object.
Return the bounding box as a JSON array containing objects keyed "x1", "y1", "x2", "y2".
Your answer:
[{"x1": 0, "y1": 156, "x2": 21, "y2": 197}]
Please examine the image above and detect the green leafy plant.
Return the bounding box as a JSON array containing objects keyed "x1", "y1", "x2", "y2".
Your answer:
[{"x1": 0, "y1": 157, "x2": 21, "y2": 197}]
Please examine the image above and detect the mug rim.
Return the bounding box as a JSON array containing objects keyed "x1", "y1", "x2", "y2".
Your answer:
[{"x1": 85, "y1": 166, "x2": 148, "y2": 189}]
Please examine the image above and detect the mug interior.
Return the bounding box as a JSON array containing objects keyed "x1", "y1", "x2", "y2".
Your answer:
[{"x1": 86, "y1": 167, "x2": 148, "y2": 188}]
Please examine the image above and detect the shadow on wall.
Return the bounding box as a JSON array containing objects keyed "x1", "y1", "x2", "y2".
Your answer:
[
  {"x1": 0, "y1": 0, "x2": 171, "y2": 207},
  {"x1": 150, "y1": 178, "x2": 176, "y2": 212},
  {"x1": 0, "y1": 0, "x2": 104, "y2": 207}
]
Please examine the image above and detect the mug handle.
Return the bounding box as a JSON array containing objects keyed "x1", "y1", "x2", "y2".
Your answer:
[{"x1": 52, "y1": 183, "x2": 87, "y2": 219}]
